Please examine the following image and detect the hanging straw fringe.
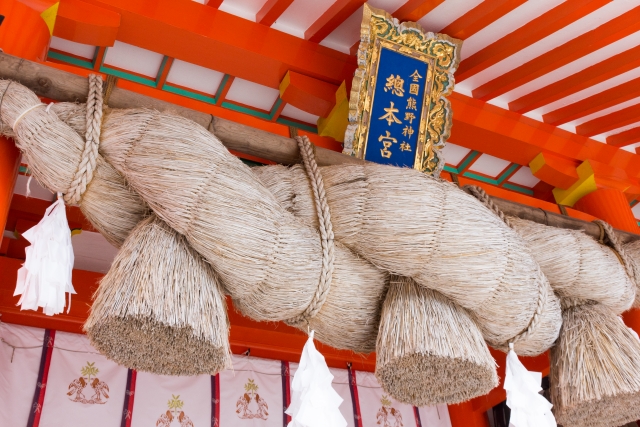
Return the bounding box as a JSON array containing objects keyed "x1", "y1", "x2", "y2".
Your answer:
[
  {"x1": 85, "y1": 215, "x2": 232, "y2": 375},
  {"x1": 550, "y1": 303, "x2": 640, "y2": 427},
  {"x1": 375, "y1": 276, "x2": 498, "y2": 406}
]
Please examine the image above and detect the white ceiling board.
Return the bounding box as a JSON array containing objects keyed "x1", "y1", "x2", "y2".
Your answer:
[
  {"x1": 219, "y1": 0, "x2": 269, "y2": 21},
  {"x1": 621, "y1": 142, "x2": 640, "y2": 153},
  {"x1": 71, "y1": 231, "x2": 118, "y2": 274},
  {"x1": 166, "y1": 59, "x2": 225, "y2": 95},
  {"x1": 225, "y1": 78, "x2": 280, "y2": 111},
  {"x1": 104, "y1": 41, "x2": 165, "y2": 78},
  {"x1": 441, "y1": 143, "x2": 471, "y2": 167},
  {"x1": 632, "y1": 202, "x2": 640, "y2": 219},
  {"x1": 532, "y1": 65, "x2": 640, "y2": 116},
  {"x1": 271, "y1": 0, "x2": 335, "y2": 38},
  {"x1": 280, "y1": 104, "x2": 318, "y2": 124},
  {"x1": 320, "y1": 0, "x2": 407, "y2": 53},
  {"x1": 591, "y1": 119, "x2": 640, "y2": 143},
  {"x1": 461, "y1": 1, "x2": 635, "y2": 91},
  {"x1": 572, "y1": 96, "x2": 640, "y2": 126},
  {"x1": 49, "y1": 37, "x2": 96, "y2": 60},
  {"x1": 13, "y1": 175, "x2": 54, "y2": 202},
  {"x1": 417, "y1": 0, "x2": 483, "y2": 32},
  {"x1": 468, "y1": 153, "x2": 510, "y2": 178},
  {"x1": 460, "y1": 0, "x2": 563, "y2": 59},
  {"x1": 501, "y1": 30, "x2": 640, "y2": 106},
  {"x1": 507, "y1": 166, "x2": 540, "y2": 188}
]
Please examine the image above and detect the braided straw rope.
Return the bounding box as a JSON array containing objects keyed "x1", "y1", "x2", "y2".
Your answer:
[
  {"x1": 464, "y1": 185, "x2": 546, "y2": 346},
  {"x1": 64, "y1": 74, "x2": 103, "y2": 205},
  {"x1": 286, "y1": 136, "x2": 335, "y2": 327}
]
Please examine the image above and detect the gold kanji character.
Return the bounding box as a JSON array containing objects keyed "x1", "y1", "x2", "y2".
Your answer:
[
  {"x1": 378, "y1": 131, "x2": 397, "y2": 159},
  {"x1": 402, "y1": 126, "x2": 414, "y2": 138},
  {"x1": 409, "y1": 83, "x2": 419, "y2": 95},
  {"x1": 404, "y1": 112, "x2": 416, "y2": 124},
  {"x1": 379, "y1": 102, "x2": 402, "y2": 125},
  {"x1": 406, "y1": 97, "x2": 417, "y2": 111},
  {"x1": 410, "y1": 70, "x2": 423, "y2": 82},
  {"x1": 384, "y1": 74, "x2": 405, "y2": 97},
  {"x1": 400, "y1": 142, "x2": 412, "y2": 152}
]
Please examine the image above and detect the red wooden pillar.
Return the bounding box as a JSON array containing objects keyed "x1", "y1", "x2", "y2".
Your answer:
[
  {"x1": 573, "y1": 188, "x2": 639, "y2": 233},
  {"x1": 574, "y1": 187, "x2": 640, "y2": 335},
  {"x1": 448, "y1": 401, "x2": 490, "y2": 427},
  {"x1": 0, "y1": 136, "x2": 20, "y2": 233}
]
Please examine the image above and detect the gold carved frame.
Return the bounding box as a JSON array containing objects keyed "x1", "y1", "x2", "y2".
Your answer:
[{"x1": 343, "y1": 4, "x2": 462, "y2": 174}]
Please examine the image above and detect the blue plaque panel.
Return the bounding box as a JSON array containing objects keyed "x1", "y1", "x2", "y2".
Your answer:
[{"x1": 364, "y1": 47, "x2": 429, "y2": 168}]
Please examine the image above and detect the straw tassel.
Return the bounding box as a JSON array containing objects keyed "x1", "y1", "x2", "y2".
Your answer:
[
  {"x1": 14, "y1": 192, "x2": 76, "y2": 316},
  {"x1": 504, "y1": 343, "x2": 556, "y2": 427},
  {"x1": 286, "y1": 330, "x2": 346, "y2": 427}
]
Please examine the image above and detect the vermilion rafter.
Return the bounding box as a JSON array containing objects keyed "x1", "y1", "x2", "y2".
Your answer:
[
  {"x1": 392, "y1": 0, "x2": 444, "y2": 22},
  {"x1": 439, "y1": 0, "x2": 526, "y2": 40},
  {"x1": 509, "y1": 45, "x2": 640, "y2": 113},
  {"x1": 305, "y1": 0, "x2": 366, "y2": 43},
  {"x1": 576, "y1": 103, "x2": 640, "y2": 137},
  {"x1": 205, "y1": 0, "x2": 224, "y2": 8},
  {"x1": 543, "y1": 76, "x2": 640, "y2": 126},
  {"x1": 455, "y1": 0, "x2": 610, "y2": 82},
  {"x1": 607, "y1": 127, "x2": 640, "y2": 147},
  {"x1": 473, "y1": 6, "x2": 640, "y2": 101},
  {"x1": 256, "y1": 0, "x2": 295, "y2": 27}
]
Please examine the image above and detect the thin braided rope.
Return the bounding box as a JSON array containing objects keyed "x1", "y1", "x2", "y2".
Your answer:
[
  {"x1": 594, "y1": 219, "x2": 638, "y2": 286},
  {"x1": 64, "y1": 74, "x2": 103, "y2": 205},
  {"x1": 463, "y1": 185, "x2": 546, "y2": 346},
  {"x1": 286, "y1": 136, "x2": 335, "y2": 327}
]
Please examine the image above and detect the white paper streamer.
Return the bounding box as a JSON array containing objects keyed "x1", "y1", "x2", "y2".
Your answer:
[
  {"x1": 286, "y1": 331, "x2": 347, "y2": 427},
  {"x1": 14, "y1": 193, "x2": 75, "y2": 316},
  {"x1": 504, "y1": 344, "x2": 556, "y2": 427}
]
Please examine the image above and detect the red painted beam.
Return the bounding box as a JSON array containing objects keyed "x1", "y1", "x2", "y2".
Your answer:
[
  {"x1": 63, "y1": 0, "x2": 356, "y2": 89},
  {"x1": 509, "y1": 45, "x2": 640, "y2": 114},
  {"x1": 576, "y1": 103, "x2": 640, "y2": 137},
  {"x1": 256, "y1": 0, "x2": 295, "y2": 26},
  {"x1": 54, "y1": 0, "x2": 121, "y2": 47},
  {"x1": 439, "y1": 0, "x2": 526, "y2": 40},
  {"x1": 204, "y1": 0, "x2": 224, "y2": 8},
  {"x1": 456, "y1": 0, "x2": 611, "y2": 82},
  {"x1": 393, "y1": 0, "x2": 444, "y2": 23},
  {"x1": 473, "y1": 5, "x2": 640, "y2": 101},
  {"x1": 543, "y1": 76, "x2": 640, "y2": 126},
  {"x1": 448, "y1": 92, "x2": 640, "y2": 181},
  {"x1": 608, "y1": 127, "x2": 640, "y2": 148},
  {"x1": 305, "y1": 0, "x2": 365, "y2": 43},
  {"x1": 0, "y1": 137, "x2": 20, "y2": 234}
]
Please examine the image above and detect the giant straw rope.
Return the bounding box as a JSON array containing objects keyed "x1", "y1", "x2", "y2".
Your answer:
[{"x1": 2, "y1": 77, "x2": 640, "y2": 417}]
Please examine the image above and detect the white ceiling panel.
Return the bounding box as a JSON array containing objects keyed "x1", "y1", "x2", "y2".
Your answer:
[
  {"x1": 441, "y1": 142, "x2": 471, "y2": 167},
  {"x1": 507, "y1": 166, "x2": 540, "y2": 188},
  {"x1": 225, "y1": 78, "x2": 280, "y2": 111},
  {"x1": 461, "y1": 1, "x2": 635, "y2": 91},
  {"x1": 632, "y1": 201, "x2": 640, "y2": 219},
  {"x1": 271, "y1": 0, "x2": 335, "y2": 38},
  {"x1": 417, "y1": 0, "x2": 483, "y2": 32},
  {"x1": 219, "y1": 0, "x2": 269, "y2": 21},
  {"x1": 104, "y1": 41, "x2": 165, "y2": 78},
  {"x1": 622, "y1": 141, "x2": 640, "y2": 154},
  {"x1": 573, "y1": 96, "x2": 640, "y2": 126},
  {"x1": 460, "y1": 0, "x2": 563, "y2": 59},
  {"x1": 166, "y1": 59, "x2": 225, "y2": 95},
  {"x1": 49, "y1": 37, "x2": 96, "y2": 60},
  {"x1": 71, "y1": 231, "x2": 118, "y2": 273},
  {"x1": 319, "y1": 0, "x2": 406, "y2": 53},
  {"x1": 280, "y1": 104, "x2": 318, "y2": 124},
  {"x1": 501, "y1": 30, "x2": 640, "y2": 107},
  {"x1": 468, "y1": 153, "x2": 510, "y2": 178}
]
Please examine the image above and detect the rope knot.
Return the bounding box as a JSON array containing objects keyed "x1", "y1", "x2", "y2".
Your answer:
[{"x1": 286, "y1": 136, "x2": 335, "y2": 327}]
